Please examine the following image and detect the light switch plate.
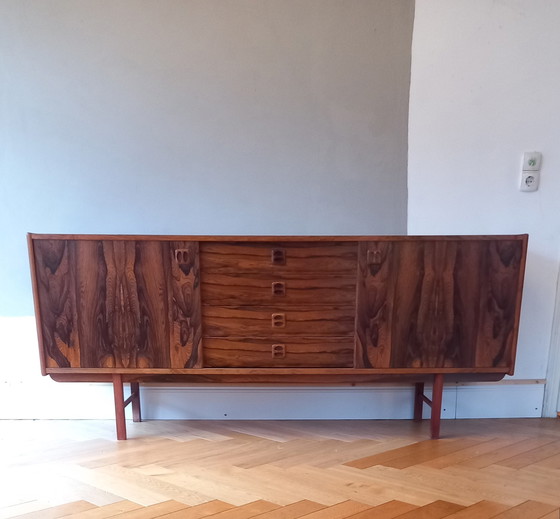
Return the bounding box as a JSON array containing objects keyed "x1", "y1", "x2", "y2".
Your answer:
[{"x1": 522, "y1": 152, "x2": 542, "y2": 171}]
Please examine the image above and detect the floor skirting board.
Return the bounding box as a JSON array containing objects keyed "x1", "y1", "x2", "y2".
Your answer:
[{"x1": 0, "y1": 381, "x2": 544, "y2": 420}]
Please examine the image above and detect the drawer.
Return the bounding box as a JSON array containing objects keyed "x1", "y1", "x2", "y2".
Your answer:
[
  {"x1": 202, "y1": 305, "x2": 355, "y2": 337},
  {"x1": 201, "y1": 272, "x2": 356, "y2": 306},
  {"x1": 203, "y1": 337, "x2": 354, "y2": 367},
  {"x1": 200, "y1": 242, "x2": 357, "y2": 274}
]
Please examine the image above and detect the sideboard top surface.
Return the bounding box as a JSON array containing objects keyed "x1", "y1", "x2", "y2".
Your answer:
[{"x1": 28, "y1": 233, "x2": 528, "y2": 242}]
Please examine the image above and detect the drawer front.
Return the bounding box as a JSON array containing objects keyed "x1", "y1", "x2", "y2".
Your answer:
[
  {"x1": 201, "y1": 272, "x2": 356, "y2": 306},
  {"x1": 204, "y1": 337, "x2": 354, "y2": 367},
  {"x1": 200, "y1": 242, "x2": 358, "y2": 274},
  {"x1": 202, "y1": 306, "x2": 356, "y2": 337}
]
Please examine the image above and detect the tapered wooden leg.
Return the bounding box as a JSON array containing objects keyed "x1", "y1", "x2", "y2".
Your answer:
[
  {"x1": 130, "y1": 382, "x2": 141, "y2": 423},
  {"x1": 414, "y1": 382, "x2": 425, "y2": 421},
  {"x1": 430, "y1": 374, "x2": 444, "y2": 439},
  {"x1": 112, "y1": 374, "x2": 127, "y2": 441}
]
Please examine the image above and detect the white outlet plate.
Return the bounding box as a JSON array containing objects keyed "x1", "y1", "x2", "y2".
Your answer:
[{"x1": 520, "y1": 171, "x2": 539, "y2": 192}]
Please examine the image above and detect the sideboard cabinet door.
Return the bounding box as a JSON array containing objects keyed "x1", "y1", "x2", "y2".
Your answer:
[
  {"x1": 356, "y1": 238, "x2": 526, "y2": 370},
  {"x1": 32, "y1": 239, "x2": 202, "y2": 369}
]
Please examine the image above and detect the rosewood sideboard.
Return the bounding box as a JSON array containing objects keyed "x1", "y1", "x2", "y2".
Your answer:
[{"x1": 28, "y1": 234, "x2": 528, "y2": 440}]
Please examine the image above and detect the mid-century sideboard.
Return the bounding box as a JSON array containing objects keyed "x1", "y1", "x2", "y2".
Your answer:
[{"x1": 28, "y1": 234, "x2": 528, "y2": 440}]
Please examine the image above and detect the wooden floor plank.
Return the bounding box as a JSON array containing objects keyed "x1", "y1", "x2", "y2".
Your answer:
[
  {"x1": 311, "y1": 440, "x2": 410, "y2": 469},
  {"x1": 399, "y1": 464, "x2": 526, "y2": 506},
  {"x1": 344, "y1": 440, "x2": 437, "y2": 469},
  {"x1": 458, "y1": 437, "x2": 558, "y2": 469},
  {"x1": 249, "y1": 501, "x2": 326, "y2": 519},
  {"x1": 345, "y1": 500, "x2": 418, "y2": 519},
  {"x1": 166, "y1": 465, "x2": 299, "y2": 506},
  {"x1": 243, "y1": 465, "x2": 348, "y2": 505},
  {"x1": 329, "y1": 464, "x2": 469, "y2": 507},
  {"x1": 62, "y1": 463, "x2": 207, "y2": 506},
  {"x1": 226, "y1": 440, "x2": 318, "y2": 470},
  {"x1": 530, "y1": 452, "x2": 560, "y2": 469},
  {"x1": 155, "y1": 470, "x2": 263, "y2": 506},
  {"x1": 440, "y1": 500, "x2": 510, "y2": 518},
  {"x1": 419, "y1": 438, "x2": 526, "y2": 470},
  {"x1": 62, "y1": 500, "x2": 142, "y2": 518},
  {"x1": 199, "y1": 501, "x2": 279, "y2": 519},
  {"x1": 103, "y1": 500, "x2": 192, "y2": 518},
  {"x1": 294, "y1": 501, "x2": 372, "y2": 519},
  {"x1": 490, "y1": 500, "x2": 558, "y2": 518},
  {"x1": 388, "y1": 500, "x2": 464, "y2": 518},
  {"x1": 383, "y1": 439, "x2": 485, "y2": 469},
  {"x1": 10, "y1": 501, "x2": 97, "y2": 519},
  {"x1": 156, "y1": 500, "x2": 237, "y2": 519},
  {"x1": 481, "y1": 464, "x2": 560, "y2": 503},
  {"x1": 442, "y1": 465, "x2": 560, "y2": 506},
  {"x1": 272, "y1": 441, "x2": 350, "y2": 468},
  {"x1": 497, "y1": 441, "x2": 560, "y2": 469}
]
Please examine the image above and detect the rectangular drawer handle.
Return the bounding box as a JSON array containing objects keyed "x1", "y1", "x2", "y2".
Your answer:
[
  {"x1": 367, "y1": 249, "x2": 382, "y2": 265},
  {"x1": 271, "y1": 344, "x2": 286, "y2": 359},
  {"x1": 271, "y1": 248, "x2": 286, "y2": 265},
  {"x1": 175, "y1": 249, "x2": 190, "y2": 264},
  {"x1": 271, "y1": 313, "x2": 286, "y2": 328},
  {"x1": 271, "y1": 281, "x2": 286, "y2": 296}
]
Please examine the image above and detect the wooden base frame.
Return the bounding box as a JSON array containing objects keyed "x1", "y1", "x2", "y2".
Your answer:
[
  {"x1": 111, "y1": 375, "x2": 445, "y2": 441},
  {"x1": 414, "y1": 374, "x2": 444, "y2": 439},
  {"x1": 112, "y1": 375, "x2": 142, "y2": 441}
]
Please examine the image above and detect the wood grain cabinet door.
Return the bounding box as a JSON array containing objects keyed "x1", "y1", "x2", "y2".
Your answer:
[
  {"x1": 32, "y1": 239, "x2": 202, "y2": 369},
  {"x1": 355, "y1": 238, "x2": 527, "y2": 371}
]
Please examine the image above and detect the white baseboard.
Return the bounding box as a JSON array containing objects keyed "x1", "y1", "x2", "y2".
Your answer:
[
  {"x1": 455, "y1": 384, "x2": 544, "y2": 418},
  {"x1": 136, "y1": 383, "x2": 543, "y2": 420},
  {"x1": 139, "y1": 385, "x2": 458, "y2": 420},
  {"x1": 0, "y1": 380, "x2": 544, "y2": 420}
]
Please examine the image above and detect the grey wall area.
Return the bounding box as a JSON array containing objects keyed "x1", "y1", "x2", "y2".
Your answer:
[{"x1": 0, "y1": 0, "x2": 414, "y2": 316}]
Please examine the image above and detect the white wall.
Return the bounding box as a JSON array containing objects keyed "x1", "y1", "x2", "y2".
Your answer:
[
  {"x1": 0, "y1": 0, "x2": 415, "y2": 419},
  {"x1": 408, "y1": 0, "x2": 560, "y2": 413}
]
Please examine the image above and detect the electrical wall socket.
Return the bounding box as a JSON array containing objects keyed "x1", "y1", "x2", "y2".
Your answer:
[{"x1": 520, "y1": 171, "x2": 539, "y2": 192}]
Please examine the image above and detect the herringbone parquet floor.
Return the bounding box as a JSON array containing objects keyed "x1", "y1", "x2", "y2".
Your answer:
[{"x1": 1, "y1": 419, "x2": 560, "y2": 518}]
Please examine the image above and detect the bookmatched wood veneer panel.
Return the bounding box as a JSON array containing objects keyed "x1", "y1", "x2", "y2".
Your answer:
[
  {"x1": 32, "y1": 239, "x2": 203, "y2": 369},
  {"x1": 356, "y1": 237, "x2": 526, "y2": 370},
  {"x1": 73, "y1": 240, "x2": 171, "y2": 368}
]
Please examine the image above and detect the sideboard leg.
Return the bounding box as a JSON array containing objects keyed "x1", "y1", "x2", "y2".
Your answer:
[
  {"x1": 430, "y1": 374, "x2": 444, "y2": 439},
  {"x1": 112, "y1": 374, "x2": 127, "y2": 440},
  {"x1": 130, "y1": 382, "x2": 142, "y2": 422},
  {"x1": 414, "y1": 382, "x2": 425, "y2": 421}
]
